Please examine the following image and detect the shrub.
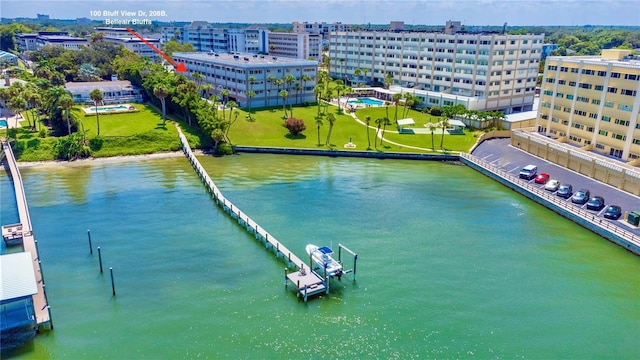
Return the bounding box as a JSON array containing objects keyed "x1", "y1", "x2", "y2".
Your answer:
[
  {"x1": 215, "y1": 142, "x2": 234, "y2": 155},
  {"x1": 283, "y1": 117, "x2": 306, "y2": 136}
]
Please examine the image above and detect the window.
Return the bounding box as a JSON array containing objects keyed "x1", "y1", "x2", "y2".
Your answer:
[
  {"x1": 595, "y1": 85, "x2": 604, "y2": 91},
  {"x1": 578, "y1": 83, "x2": 592, "y2": 89},
  {"x1": 611, "y1": 72, "x2": 620, "y2": 78},
  {"x1": 597, "y1": 70, "x2": 607, "y2": 77},
  {"x1": 601, "y1": 115, "x2": 611, "y2": 122},
  {"x1": 548, "y1": 65, "x2": 558, "y2": 71},
  {"x1": 589, "y1": 113, "x2": 598, "y2": 119},
  {"x1": 556, "y1": 92, "x2": 564, "y2": 98},
  {"x1": 615, "y1": 119, "x2": 630, "y2": 126},
  {"x1": 591, "y1": 99, "x2": 601, "y2": 105},
  {"x1": 581, "y1": 69, "x2": 594, "y2": 75},
  {"x1": 599, "y1": 130, "x2": 608, "y2": 136},
  {"x1": 570, "y1": 68, "x2": 579, "y2": 73},
  {"x1": 573, "y1": 122, "x2": 584, "y2": 129},
  {"x1": 617, "y1": 104, "x2": 633, "y2": 111},
  {"x1": 577, "y1": 96, "x2": 589, "y2": 103},
  {"x1": 624, "y1": 74, "x2": 639, "y2": 80},
  {"x1": 566, "y1": 94, "x2": 574, "y2": 100},
  {"x1": 607, "y1": 87, "x2": 617, "y2": 93},
  {"x1": 622, "y1": 89, "x2": 637, "y2": 96},
  {"x1": 558, "y1": 79, "x2": 566, "y2": 85},
  {"x1": 560, "y1": 66, "x2": 568, "y2": 72},
  {"x1": 569, "y1": 81, "x2": 576, "y2": 86},
  {"x1": 573, "y1": 109, "x2": 586, "y2": 116},
  {"x1": 611, "y1": 133, "x2": 626, "y2": 141}
]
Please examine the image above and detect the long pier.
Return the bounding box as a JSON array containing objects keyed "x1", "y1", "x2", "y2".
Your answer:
[
  {"x1": 176, "y1": 129, "x2": 334, "y2": 300},
  {"x1": 1, "y1": 141, "x2": 52, "y2": 330}
]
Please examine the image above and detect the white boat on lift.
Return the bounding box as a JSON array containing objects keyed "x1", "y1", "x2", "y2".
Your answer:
[{"x1": 306, "y1": 244, "x2": 343, "y2": 279}]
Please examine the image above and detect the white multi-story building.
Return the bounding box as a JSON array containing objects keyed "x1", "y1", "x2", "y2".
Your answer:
[
  {"x1": 329, "y1": 30, "x2": 544, "y2": 113},
  {"x1": 16, "y1": 31, "x2": 88, "y2": 51},
  {"x1": 292, "y1": 21, "x2": 350, "y2": 41},
  {"x1": 268, "y1": 32, "x2": 322, "y2": 60},
  {"x1": 536, "y1": 49, "x2": 640, "y2": 162},
  {"x1": 161, "y1": 22, "x2": 268, "y2": 54},
  {"x1": 94, "y1": 27, "x2": 161, "y2": 60},
  {"x1": 173, "y1": 52, "x2": 317, "y2": 108}
]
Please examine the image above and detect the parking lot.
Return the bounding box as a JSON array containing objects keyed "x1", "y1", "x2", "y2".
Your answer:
[{"x1": 472, "y1": 138, "x2": 640, "y2": 236}]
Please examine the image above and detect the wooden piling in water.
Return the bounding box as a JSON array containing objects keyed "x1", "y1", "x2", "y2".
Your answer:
[
  {"x1": 98, "y1": 246, "x2": 103, "y2": 274},
  {"x1": 87, "y1": 229, "x2": 93, "y2": 255},
  {"x1": 110, "y1": 267, "x2": 116, "y2": 296}
]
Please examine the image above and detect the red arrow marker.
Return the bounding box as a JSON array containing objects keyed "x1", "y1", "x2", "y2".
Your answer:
[{"x1": 125, "y1": 27, "x2": 187, "y2": 72}]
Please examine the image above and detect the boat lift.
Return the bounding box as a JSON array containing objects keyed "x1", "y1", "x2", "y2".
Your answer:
[{"x1": 285, "y1": 243, "x2": 358, "y2": 302}]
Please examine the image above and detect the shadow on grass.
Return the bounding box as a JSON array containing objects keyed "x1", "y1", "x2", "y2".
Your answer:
[
  {"x1": 155, "y1": 123, "x2": 168, "y2": 131},
  {"x1": 284, "y1": 133, "x2": 307, "y2": 140}
]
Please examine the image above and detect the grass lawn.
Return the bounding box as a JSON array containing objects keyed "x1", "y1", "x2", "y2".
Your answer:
[{"x1": 229, "y1": 102, "x2": 481, "y2": 153}]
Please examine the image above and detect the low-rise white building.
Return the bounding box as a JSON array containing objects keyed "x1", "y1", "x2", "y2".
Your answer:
[
  {"x1": 65, "y1": 80, "x2": 143, "y2": 104},
  {"x1": 268, "y1": 32, "x2": 322, "y2": 60}
]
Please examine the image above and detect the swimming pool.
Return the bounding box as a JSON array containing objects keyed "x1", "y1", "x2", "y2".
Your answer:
[
  {"x1": 0, "y1": 119, "x2": 7, "y2": 128},
  {"x1": 82, "y1": 104, "x2": 135, "y2": 114},
  {"x1": 347, "y1": 97, "x2": 385, "y2": 106}
]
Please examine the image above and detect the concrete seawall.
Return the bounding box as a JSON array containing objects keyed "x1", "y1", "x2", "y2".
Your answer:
[
  {"x1": 234, "y1": 146, "x2": 460, "y2": 161},
  {"x1": 460, "y1": 152, "x2": 640, "y2": 255}
]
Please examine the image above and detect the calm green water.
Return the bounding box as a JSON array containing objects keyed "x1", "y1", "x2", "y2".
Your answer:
[{"x1": 2, "y1": 154, "x2": 638, "y2": 359}]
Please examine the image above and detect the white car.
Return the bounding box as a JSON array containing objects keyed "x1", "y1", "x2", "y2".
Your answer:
[{"x1": 544, "y1": 179, "x2": 560, "y2": 191}]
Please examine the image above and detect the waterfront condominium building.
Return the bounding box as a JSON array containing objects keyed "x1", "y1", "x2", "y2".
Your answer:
[
  {"x1": 161, "y1": 22, "x2": 269, "y2": 54},
  {"x1": 329, "y1": 30, "x2": 544, "y2": 113},
  {"x1": 292, "y1": 21, "x2": 351, "y2": 41},
  {"x1": 94, "y1": 27, "x2": 161, "y2": 60},
  {"x1": 536, "y1": 49, "x2": 640, "y2": 162},
  {"x1": 16, "y1": 31, "x2": 88, "y2": 52},
  {"x1": 172, "y1": 52, "x2": 317, "y2": 108},
  {"x1": 268, "y1": 32, "x2": 322, "y2": 60}
]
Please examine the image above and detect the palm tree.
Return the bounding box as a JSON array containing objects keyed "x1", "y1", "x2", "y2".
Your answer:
[
  {"x1": 314, "y1": 83, "x2": 324, "y2": 116},
  {"x1": 374, "y1": 117, "x2": 384, "y2": 149},
  {"x1": 89, "y1": 88, "x2": 103, "y2": 136},
  {"x1": 284, "y1": 73, "x2": 296, "y2": 92},
  {"x1": 192, "y1": 72, "x2": 205, "y2": 88},
  {"x1": 199, "y1": 83, "x2": 212, "y2": 98},
  {"x1": 248, "y1": 75, "x2": 257, "y2": 112},
  {"x1": 428, "y1": 123, "x2": 437, "y2": 149},
  {"x1": 153, "y1": 84, "x2": 170, "y2": 124},
  {"x1": 363, "y1": 68, "x2": 370, "y2": 85},
  {"x1": 384, "y1": 72, "x2": 394, "y2": 89},
  {"x1": 379, "y1": 117, "x2": 391, "y2": 145},
  {"x1": 280, "y1": 89, "x2": 289, "y2": 118},
  {"x1": 392, "y1": 93, "x2": 402, "y2": 123},
  {"x1": 364, "y1": 115, "x2": 371, "y2": 149},
  {"x1": 59, "y1": 92, "x2": 74, "y2": 135},
  {"x1": 273, "y1": 78, "x2": 284, "y2": 107},
  {"x1": 300, "y1": 73, "x2": 312, "y2": 97},
  {"x1": 220, "y1": 88, "x2": 231, "y2": 120},
  {"x1": 315, "y1": 116, "x2": 323, "y2": 145},
  {"x1": 440, "y1": 118, "x2": 450, "y2": 149},
  {"x1": 325, "y1": 113, "x2": 336, "y2": 146},
  {"x1": 354, "y1": 68, "x2": 361, "y2": 86}
]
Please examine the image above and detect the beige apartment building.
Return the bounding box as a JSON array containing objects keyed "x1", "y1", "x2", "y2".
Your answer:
[{"x1": 536, "y1": 49, "x2": 640, "y2": 162}]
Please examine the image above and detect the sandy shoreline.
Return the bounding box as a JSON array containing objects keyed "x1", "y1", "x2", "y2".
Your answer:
[{"x1": 3, "y1": 150, "x2": 205, "y2": 170}]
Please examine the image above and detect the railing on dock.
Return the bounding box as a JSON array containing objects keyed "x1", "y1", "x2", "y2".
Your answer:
[
  {"x1": 1, "y1": 140, "x2": 52, "y2": 330},
  {"x1": 176, "y1": 129, "x2": 354, "y2": 301}
]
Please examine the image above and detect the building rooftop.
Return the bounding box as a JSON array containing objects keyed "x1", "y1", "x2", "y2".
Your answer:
[
  {"x1": 174, "y1": 52, "x2": 317, "y2": 67},
  {"x1": 0, "y1": 252, "x2": 38, "y2": 302},
  {"x1": 65, "y1": 80, "x2": 137, "y2": 92}
]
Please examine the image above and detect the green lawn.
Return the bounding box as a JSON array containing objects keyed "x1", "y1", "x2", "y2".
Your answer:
[{"x1": 229, "y1": 102, "x2": 481, "y2": 153}]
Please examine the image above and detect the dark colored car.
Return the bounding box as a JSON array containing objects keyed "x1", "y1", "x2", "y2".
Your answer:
[
  {"x1": 571, "y1": 189, "x2": 590, "y2": 204},
  {"x1": 556, "y1": 184, "x2": 573, "y2": 199},
  {"x1": 586, "y1": 196, "x2": 605, "y2": 210},
  {"x1": 603, "y1": 205, "x2": 622, "y2": 220}
]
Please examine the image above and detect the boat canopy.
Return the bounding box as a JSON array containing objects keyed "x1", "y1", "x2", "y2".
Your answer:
[{"x1": 317, "y1": 246, "x2": 333, "y2": 254}]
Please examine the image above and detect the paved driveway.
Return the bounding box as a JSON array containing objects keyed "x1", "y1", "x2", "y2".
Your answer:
[{"x1": 472, "y1": 138, "x2": 640, "y2": 236}]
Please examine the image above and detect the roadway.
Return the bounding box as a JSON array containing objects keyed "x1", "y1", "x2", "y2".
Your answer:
[{"x1": 472, "y1": 138, "x2": 640, "y2": 236}]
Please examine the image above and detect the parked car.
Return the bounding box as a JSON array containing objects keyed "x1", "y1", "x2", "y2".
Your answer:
[
  {"x1": 544, "y1": 179, "x2": 560, "y2": 191},
  {"x1": 603, "y1": 205, "x2": 622, "y2": 220},
  {"x1": 586, "y1": 196, "x2": 605, "y2": 210},
  {"x1": 571, "y1": 189, "x2": 590, "y2": 204},
  {"x1": 534, "y1": 173, "x2": 550, "y2": 184},
  {"x1": 519, "y1": 165, "x2": 537, "y2": 180},
  {"x1": 556, "y1": 184, "x2": 573, "y2": 199}
]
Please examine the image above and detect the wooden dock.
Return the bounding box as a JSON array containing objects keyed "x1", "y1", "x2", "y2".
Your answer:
[
  {"x1": 176, "y1": 129, "x2": 331, "y2": 300},
  {"x1": 1, "y1": 141, "x2": 52, "y2": 330}
]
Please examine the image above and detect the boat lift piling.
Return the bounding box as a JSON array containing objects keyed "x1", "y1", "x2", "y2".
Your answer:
[{"x1": 338, "y1": 244, "x2": 358, "y2": 281}]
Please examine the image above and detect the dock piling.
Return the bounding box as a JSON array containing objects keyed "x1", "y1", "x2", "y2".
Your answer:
[
  {"x1": 98, "y1": 246, "x2": 103, "y2": 274},
  {"x1": 110, "y1": 267, "x2": 116, "y2": 296},
  {"x1": 87, "y1": 229, "x2": 93, "y2": 255}
]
